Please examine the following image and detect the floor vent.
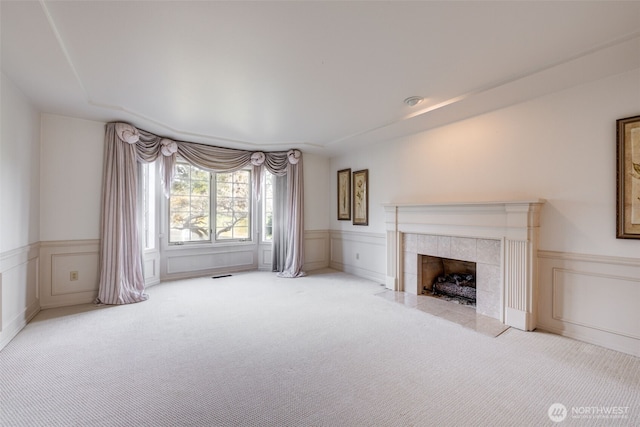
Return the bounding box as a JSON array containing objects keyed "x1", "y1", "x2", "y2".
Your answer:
[{"x1": 212, "y1": 274, "x2": 232, "y2": 279}]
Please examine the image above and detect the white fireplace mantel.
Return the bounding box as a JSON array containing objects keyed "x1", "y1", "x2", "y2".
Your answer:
[{"x1": 383, "y1": 200, "x2": 545, "y2": 331}]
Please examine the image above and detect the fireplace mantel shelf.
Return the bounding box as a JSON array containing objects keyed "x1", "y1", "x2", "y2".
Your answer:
[{"x1": 383, "y1": 199, "x2": 546, "y2": 208}]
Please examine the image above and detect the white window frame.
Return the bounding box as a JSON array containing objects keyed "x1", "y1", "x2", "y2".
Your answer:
[
  {"x1": 166, "y1": 161, "x2": 255, "y2": 247},
  {"x1": 168, "y1": 161, "x2": 213, "y2": 245},
  {"x1": 213, "y1": 169, "x2": 252, "y2": 242}
]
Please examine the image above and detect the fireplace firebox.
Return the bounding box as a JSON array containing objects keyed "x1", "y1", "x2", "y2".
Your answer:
[{"x1": 422, "y1": 255, "x2": 476, "y2": 305}]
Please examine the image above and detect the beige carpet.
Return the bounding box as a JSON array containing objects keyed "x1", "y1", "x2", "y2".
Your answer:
[{"x1": 1, "y1": 269, "x2": 638, "y2": 426}]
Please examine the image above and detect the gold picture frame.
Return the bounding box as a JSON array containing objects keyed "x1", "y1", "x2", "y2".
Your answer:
[
  {"x1": 337, "y1": 168, "x2": 351, "y2": 220},
  {"x1": 617, "y1": 115, "x2": 640, "y2": 239},
  {"x1": 352, "y1": 169, "x2": 368, "y2": 226}
]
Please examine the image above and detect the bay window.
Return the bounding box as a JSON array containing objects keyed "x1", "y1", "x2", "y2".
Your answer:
[{"x1": 167, "y1": 161, "x2": 262, "y2": 245}]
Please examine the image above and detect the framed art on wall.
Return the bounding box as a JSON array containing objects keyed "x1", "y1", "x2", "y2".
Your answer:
[
  {"x1": 337, "y1": 168, "x2": 351, "y2": 220},
  {"x1": 617, "y1": 115, "x2": 640, "y2": 239},
  {"x1": 352, "y1": 169, "x2": 368, "y2": 226}
]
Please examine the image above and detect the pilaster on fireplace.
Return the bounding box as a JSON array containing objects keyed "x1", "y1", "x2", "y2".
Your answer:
[{"x1": 383, "y1": 200, "x2": 544, "y2": 331}]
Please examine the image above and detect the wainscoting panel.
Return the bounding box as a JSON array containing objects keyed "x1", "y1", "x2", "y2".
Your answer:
[
  {"x1": 329, "y1": 230, "x2": 386, "y2": 284},
  {"x1": 0, "y1": 243, "x2": 40, "y2": 351},
  {"x1": 538, "y1": 251, "x2": 640, "y2": 356},
  {"x1": 51, "y1": 253, "x2": 99, "y2": 295},
  {"x1": 304, "y1": 230, "x2": 330, "y2": 271},
  {"x1": 552, "y1": 269, "x2": 639, "y2": 339},
  {"x1": 143, "y1": 248, "x2": 161, "y2": 287},
  {"x1": 166, "y1": 250, "x2": 255, "y2": 276},
  {"x1": 144, "y1": 256, "x2": 159, "y2": 284},
  {"x1": 40, "y1": 240, "x2": 100, "y2": 309},
  {"x1": 258, "y1": 243, "x2": 272, "y2": 271}
]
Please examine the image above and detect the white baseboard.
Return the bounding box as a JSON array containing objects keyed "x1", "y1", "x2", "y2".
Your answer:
[
  {"x1": 329, "y1": 260, "x2": 386, "y2": 284},
  {"x1": 0, "y1": 299, "x2": 40, "y2": 350}
]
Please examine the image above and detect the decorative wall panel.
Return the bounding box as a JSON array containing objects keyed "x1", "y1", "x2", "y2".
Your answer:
[{"x1": 538, "y1": 251, "x2": 640, "y2": 356}]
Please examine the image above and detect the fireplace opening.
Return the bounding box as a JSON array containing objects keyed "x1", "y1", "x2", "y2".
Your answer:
[{"x1": 421, "y1": 255, "x2": 476, "y2": 307}]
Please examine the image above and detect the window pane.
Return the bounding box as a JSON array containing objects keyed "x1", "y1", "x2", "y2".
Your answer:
[
  {"x1": 215, "y1": 170, "x2": 251, "y2": 240},
  {"x1": 262, "y1": 172, "x2": 274, "y2": 241},
  {"x1": 169, "y1": 162, "x2": 211, "y2": 243}
]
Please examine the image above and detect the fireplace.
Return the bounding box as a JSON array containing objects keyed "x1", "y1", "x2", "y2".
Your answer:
[
  {"x1": 384, "y1": 200, "x2": 544, "y2": 331},
  {"x1": 405, "y1": 234, "x2": 502, "y2": 319},
  {"x1": 422, "y1": 255, "x2": 476, "y2": 305}
]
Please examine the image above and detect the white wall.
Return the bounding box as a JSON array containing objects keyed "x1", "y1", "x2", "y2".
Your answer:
[
  {"x1": 0, "y1": 72, "x2": 41, "y2": 349},
  {"x1": 302, "y1": 153, "x2": 331, "y2": 271},
  {"x1": 38, "y1": 115, "x2": 104, "y2": 308},
  {"x1": 1, "y1": 73, "x2": 41, "y2": 252},
  {"x1": 40, "y1": 115, "x2": 105, "y2": 241},
  {"x1": 303, "y1": 152, "x2": 331, "y2": 231},
  {"x1": 329, "y1": 67, "x2": 640, "y2": 355},
  {"x1": 331, "y1": 68, "x2": 640, "y2": 253}
]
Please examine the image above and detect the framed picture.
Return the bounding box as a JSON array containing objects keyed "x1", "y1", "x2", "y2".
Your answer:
[
  {"x1": 337, "y1": 168, "x2": 351, "y2": 220},
  {"x1": 352, "y1": 169, "x2": 368, "y2": 226},
  {"x1": 617, "y1": 115, "x2": 640, "y2": 239}
]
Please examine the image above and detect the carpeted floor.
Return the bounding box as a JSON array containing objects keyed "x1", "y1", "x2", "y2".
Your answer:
[{"x1": 1, "y1": 269, "x2": 638, "y2": 426}]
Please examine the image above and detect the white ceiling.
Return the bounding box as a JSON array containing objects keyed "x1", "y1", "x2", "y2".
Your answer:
[{"x1": 2, "y1": 1, "x2": 640, "y2": 156}]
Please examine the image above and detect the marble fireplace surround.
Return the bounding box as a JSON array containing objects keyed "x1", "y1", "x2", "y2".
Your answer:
[{"x1": 384, "y1": 201, "x2": 544, "y2": 331}]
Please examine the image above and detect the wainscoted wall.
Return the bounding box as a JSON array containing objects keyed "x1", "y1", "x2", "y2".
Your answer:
[
  {"x1": 40, "y1": 240, "x2": 100, "y2": 309},
  {"x1": 0, "y1": 244, "x2": 40, "y2": 350},
  {"x1": 303, "y1": 230, "x2": 330, "y2": 271},
  {"x1": 259, "y1": 230, "x2": 331, "y2": 272},
  {"x1": 161, "y1": 242, "x2": 259, "y2": 281},
  {"x1": 538, "y1": 251, "x2": 640, "y2": 357},
  {"x1": 143, "y1": 248, "x2": 161, "y2": 287},
  {"x1": 36, "y1": 231, "x2": 330, "y2": 309},
  {"x1": 329, "y1": 230, "x2": 386, "y2": 284}
]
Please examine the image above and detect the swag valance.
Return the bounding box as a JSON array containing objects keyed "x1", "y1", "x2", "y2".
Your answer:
[{"x1": 98, "y1": 122, "x2": 304, "y2": 305}]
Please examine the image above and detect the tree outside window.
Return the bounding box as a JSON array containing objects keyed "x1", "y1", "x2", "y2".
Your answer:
[
  {"x1": 169, "y1": 163, "x2": 211, "y2": 243},
  {"x1": 168, "y1": 162, "x2": 253, "y2": 244},
  {"x1": 215, "y1": 170, "x2": 251, "y2": 240}
]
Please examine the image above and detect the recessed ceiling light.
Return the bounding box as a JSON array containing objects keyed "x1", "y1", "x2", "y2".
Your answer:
[{"x1": 404, "y1": 96, "x2": 424, "y2": 107}]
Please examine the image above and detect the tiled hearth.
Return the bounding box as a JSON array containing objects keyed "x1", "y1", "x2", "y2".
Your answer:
[
  {"x1": 376, "y1": 289, "x2": 509, "y2": 337},
  {"x1": 384, "y1": 201, "x2": 544, "y2": 331}
]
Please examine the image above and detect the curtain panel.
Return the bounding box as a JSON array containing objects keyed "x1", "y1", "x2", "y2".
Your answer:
[{"x1": 97, "y1": 122, "x2": 305, "y2": 305}]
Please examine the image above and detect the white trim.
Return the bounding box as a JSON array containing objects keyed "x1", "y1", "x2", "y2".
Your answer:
[{"x1": 538, "y1": 250, "x2": 640, "y2": 267}]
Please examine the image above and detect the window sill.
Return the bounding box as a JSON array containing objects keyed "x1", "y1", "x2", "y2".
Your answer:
[{"x1": 164, "y1": 240, "x2": 256, "y2": 252}]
